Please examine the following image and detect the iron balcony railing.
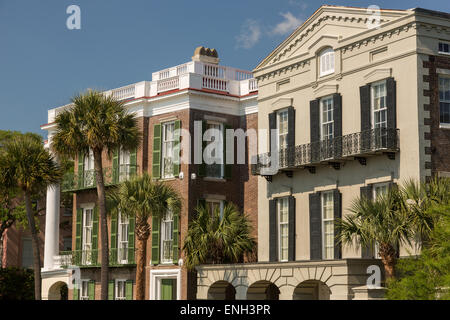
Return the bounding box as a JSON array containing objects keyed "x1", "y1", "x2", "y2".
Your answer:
[
  {"x1": 61, "y1": 164, "x2": 138, "y2": 192},
  {"x1": 252, "y1": 128, "x2": 399, "y2": 175},
  {"x1": 58, "y1": 248, "x2": 136, "y2": 268}
]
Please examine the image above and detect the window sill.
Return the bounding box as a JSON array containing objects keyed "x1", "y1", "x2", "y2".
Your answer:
[
  {"x1": 439, "y1": 123, "x2": 450, "y2": 129},
  {"x1": 203, "y1": 177, "x2": 226, "y2": 182},
  {"x1": 319, "y1": 71, "x2": 334, "y2": 78},
  {"x1": 438, "y1": 51, "x2": 450, "y2": 56},
  {"x1": 159, "y1": 177, "x2": 177, "y2": 182}
]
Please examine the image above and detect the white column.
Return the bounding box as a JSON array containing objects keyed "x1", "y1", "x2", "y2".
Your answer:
[{"x1": 43, "y1": 184, "x2": 60, "y2": 271}]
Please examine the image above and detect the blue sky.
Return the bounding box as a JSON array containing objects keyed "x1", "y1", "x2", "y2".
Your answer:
[{"x1": 1, "y1": 0, "x2": 449, "y2": 138}]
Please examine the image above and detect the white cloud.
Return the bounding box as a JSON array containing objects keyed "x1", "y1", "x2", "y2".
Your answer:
[
  {"x1": 269, "y1": 12, "x2": 303, "y2": 36},
  {"x1": 288, "y1": 0, "x2": 308, "y2": 11},
  {"x1": 235, "y1": 19, "x2": 262, "y2": 49}
]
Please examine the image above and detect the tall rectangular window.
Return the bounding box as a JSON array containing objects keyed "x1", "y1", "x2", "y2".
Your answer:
[
  {"x1": 278, "y1": 197, "x2": 289, "y2": 262},
  {"x1": 321, "y1": 192, "x2": 334, "y2": 260},
  {"x1": 161, "y1": 210, "x2": 174, "y2": 264},
  {"x1": 119, "y1": 148, "x2": 131, "y2": 182},
  {"x1": 115, "y1": 280, "x2": 126, "y2": 300},
  {"x1": 117, "y1": 211, "x2": 129, "y2": 264},
  {"x1": 205, "y1": 199, "x2": 224, "y2": 220},
  {"x1": 371, "y1": 81, "x2": 388, "y2": 148},
  {"x1": 84, "y1": 149, "x2": 95, "y2": 187},
  {"x1": 82, "y1": 208, "x2": 93, "y2": 265},
  {"x1": 277, "y1": 110, "x2": 288, "y2": 151},
  {"x1": 372, "y1": 183, "x2": 389, "y2": 258},
  {"x1": 320, "y1": 97, "x2": 334, "y2": 140},
  {"x1": 21, "y1": 238, "x2": 33, "y2": 269},
  {"x1": 205, "y1": 122, "x2": 224, "y2": 178},
  {"x1": 80, "y1": 280, "x2": 89, "y2": 300},
  {"x1": 162, "y1": 122, "x2": 175, "y2": 178},
  {"x1": 439, "y1": 77, "x2": 450, "y2": 125},
  {"x1": 439, "y1": 42, "x2": 450, "y2": 54}
]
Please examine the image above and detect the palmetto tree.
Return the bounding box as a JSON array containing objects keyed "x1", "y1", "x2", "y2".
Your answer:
[
  {"x1": 0, "y1": 136, "x2": 62, "y2": 299},
  {"x1": 52, "y1": 90, "x2": 140, "y2": 300},
  {"x1": 183, "y1": 202, "x2": 256, "y2": 271},
  {"x1": 337, "y1": 188, "x2": 412, "y2": 280},
  {"x1": 107, "y1": 173, "x2": 181, "y2": 300}
]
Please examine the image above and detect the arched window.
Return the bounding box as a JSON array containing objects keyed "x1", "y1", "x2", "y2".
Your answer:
[{"x1": 319, "y1": 48, "x2": 335, "y2": 77}]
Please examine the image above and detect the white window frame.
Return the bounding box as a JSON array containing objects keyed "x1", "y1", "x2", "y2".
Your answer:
[
  {"x1": 118, "y1": 147, "x2": 131, "y2": 182},
  {"x1": 439, "y1": 76, "x2": 450, "y2": 127},
  {"x1": 277, "y1": 197, "x2": 289, "y2": 262},
  {"x1": 117, "y1": 211, "x2": 129, "y2": 264},
  {"x1": 115, "y1": 279, "x2": 127, "y2": 300},
  {"x1": 205, "y1": 199, "x2": 224, "y2": 220},
  {"x1": 438, "y1": 41, "x2": 450, "y2": 55},
  {"x1": 80, "y1": 280, "x2": 90, "y2": 300},
  {"x1": 84, "y1": 149, "x2": 95, "y2": 187},
  {"x1": 319, "y1": 48, "x2": 335, "y2": 77},
  {"x1": 205, "y1": 121, "x2": 224, "y2": 178},
  {"x1": 320, "y1": 96, "x2": 334, "y2": 140},
  {"x1": 149, "y1": 269, "x2": 181, "y2": 300},
  {"x1": 82, "y1": 206, "x2": 94, "y2": 265},
  {"x1": 161, "y1": 121, "x2": 175, "y2": 179},
  {"x1": 371, "y1": 80, "x2": 387, "y2": 129},
  {"x1": 277, "y1": 109, "x2": 289, "y2": 151},
  {"x1": 160, "y1": 210, "x2": 174, "y2": 264},
  {"x1": 321, "y1": 191, "x2": 334, "y2": 260}
]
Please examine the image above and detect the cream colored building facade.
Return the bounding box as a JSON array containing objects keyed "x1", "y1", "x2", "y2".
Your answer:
[{"x1": 196, "y1": 5, "x2": 450, "y2": 300}]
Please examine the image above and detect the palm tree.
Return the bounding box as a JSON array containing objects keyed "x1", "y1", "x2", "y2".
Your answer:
[
  {"x1": 337, "y1": 188, "x2": 412, "y2": 280},
  {"x1": 0, "y1": 136, "x2": 62, "y2": 299},
  {"x1": 183, "y1": 202, "x2": 256, "y2": 271},
  {"x1": 107, "y1": 173, "x2": 181, "y2": 300},
  {"x1": 52, "y1": 89, "x2": 140, "y2": 300}
]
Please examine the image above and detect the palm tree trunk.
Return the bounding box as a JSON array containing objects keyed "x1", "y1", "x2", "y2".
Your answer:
[
  {"x1": 0, "y1": 233, "x2": 4, "y2": 268},
  {"x1": 379, "y1": 243, "x2": 397, "y2": 281},
  {"x1": 135, "y1": 236, "x2": 148, "y2": 300},
  {"x1": 24, "y1": 191, "x2": 41, "y2": 300},
  {"x1": 93, "y1": 149, "x2": 109, "y2": 300}
]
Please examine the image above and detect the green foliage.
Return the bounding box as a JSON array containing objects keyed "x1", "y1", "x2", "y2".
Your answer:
[
  {"x1": 183, "y1": 202, "x2": 256, "y2": 271},
  {"x1": 0, "y1": 130, "x2": 42, "y2": 148},
  {"x1": 387, "y1": 203, "x2": 450, "y2": 300},
  {"x1": 0, "y1": 268, "x2": 35, "y2": 300}
]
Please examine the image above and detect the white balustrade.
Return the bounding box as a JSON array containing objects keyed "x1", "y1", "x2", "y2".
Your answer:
[
  {"x1": 235, "y1": 70, "x2": 253, "y2": 81},
  {"x1": 159, "y1": 69, "x2": 171, "y2": 80},
  {"x1": 111, "y1": 85, "x2": 135, "y2": 101},
  {"x1": 203, "y1": 64, "x2": 226, "y2": 78},
  {"x1": 202, "y1": 77, "x2": 228, "y2": 92},
  {"x1": 157, "y1": 76, "x2": 180, "y2": 93},
  {"x1": 249, "y1": 78, "x2": 258, "y2": 92},
  {"x1": 176, "y1": 64, "x2": 188, "y2": 75}
]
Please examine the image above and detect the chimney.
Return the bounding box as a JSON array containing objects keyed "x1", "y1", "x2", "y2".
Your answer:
[{"x1": 192, "y1": 46, "x2": 220, "y2": 64}]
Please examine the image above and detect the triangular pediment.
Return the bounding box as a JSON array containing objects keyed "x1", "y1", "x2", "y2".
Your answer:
[{"x1": 254, "y1": 5, "x2": 409, "y2": 73}]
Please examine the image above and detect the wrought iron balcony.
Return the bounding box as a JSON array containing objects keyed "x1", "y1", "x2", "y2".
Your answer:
[
  {"x1": 61, "y1": 164, "x2": 138, "y2": 192},
  {"x1": 57, "y1": 248, "x2": 136, "y2": 268},
  {"x1": 251, "y1": 128, "x2": 399, "y2": 176}
]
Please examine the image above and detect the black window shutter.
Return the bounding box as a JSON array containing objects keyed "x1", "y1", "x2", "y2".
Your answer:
[
  {"x1": 333, "y1": 93, "x2": 342, "y2": 158},
  {"x1": 287, "y1": 106, "x2": 296, "y2": 167},
  {"x1": 288, "y1": 195, "x2": 296, "y2": 262},
  {"x1": 360, "y1": 85, "x2": 371, "y2": 132},
  {"x1": 360, "y1": 185, "x2": 373, "y2": 258},
  {"x1": 386, "y1": 77, "x2": 397, "y2": 129},
  {"x1": 309, "y1": 192, "x2": 322, "y2": 260},
  {"x1": 310, "y1": 99, "x2": 320, "y2": 163},
  {"x1": 269, "y1": 199, "x2": 278, "y2": 262},
  {"x1": 268, "y1": 112, "x2": 276, "y2": 153},
  {"x1": 333, "y1": 189, "x2": 342, "y2": 260}
]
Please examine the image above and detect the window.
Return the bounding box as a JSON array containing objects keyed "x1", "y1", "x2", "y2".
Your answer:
[
  {"x1": 205, "y1": 199, "x2": 224, "y2": 220},
  {"x1": 278, "y1": 198, "x2": 289, "y2": 262},
  {"x1": 21, "y1": 238, "x2": 33, "y2": 269},
  {"x1": 84, "y1": 149, "x2": 95, "y2": 187},
  {"x1": 319, "y1": 48, "x2": 335, "y2": 77},
  {"x1": 371, "y1": 80, "x2": 388, "y2": 147},
  {"x1": 82, "y1": 208, "x2": 93, "y2": 265},
  {"x1": 439, "y1": 77, "x2": 450, "y2": 125},
  {"x1": 439, "y1": 42, "x2": 450, "y2": 54},
  {"x1": 161, "y1": 210, "x2": 174, "y2": 264},
  {"x1": 205, "y1": 122, "x2": 224, "y2": 178},
  {"x1": 371, "y1": 183, "x2": 389, "y2": 258},
  {"x1": 63, "y1": 237, "x2": 72, "y2": 251},
  {"x1": 320, "y1": 96, "x2": 334, "y2": 140},
  {"x1": 119, "y1": 148, "x2": 131, "y2": 182},
  {"x1": 162, "y1": 122, "x2": 175, "y2": 178},
  {"x1": 115, "y1": 280, "x2": 126, "y2": 300},
  {"x1": 117, "y1": 211, "x2": 129, "y2": 264},
  {"x1": 80, "y1": 280, "x2": 89, "y2": 300},
  {"x1": 277, "y1": 109, "x2": 288, "y2": 151},
  {"x1": 321, "y1": 192, "x2": 334, "y2": 260}
]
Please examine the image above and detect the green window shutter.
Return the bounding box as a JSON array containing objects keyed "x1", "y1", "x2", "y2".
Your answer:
[
  {"x1": 92, "y1": 207, "x2": 99, "y2": 265},
  {"x1": 151, "y1": 216, "x2": 160, "y2": 265},
  {"x1": 110, "y1": 211, "x2": 118, "y2": 263},
  {"x1": 152, "y1": 124, "x2": 162, "y2": 179},
  {"x1": 130, "y1": 148, "x2": 137, "y2": 177},
  {"x1": 108, "y1": 281, "x2": 114, "y2": 300},
  {"x1": 172, "y1": 212, "x2": 179, "y2": 264},
  {"x1": 77, "y1": 153, "x2": 84, "y2": 188},
  {"x1": 128, "y1": 216, "x2": 135, "y2": 264},
  {"x1": 173, "y1": 120, "x2": 181, "y2": 177},
  {"x1": 125, "y1": 280, "x2": 133, "y2": 300},
  {"x1": 112, "y1": 148, "x2": 119, "y2": 184},
  {"x1": 73, "y1": 288, "x2": 79, "y2": 300},
  {"x1": 75, "y1": 208, "x2": 82, "y2": 261},
  {"x1": 198, "y1": 121, "x2": 207, "y2": 177},
  {"x1": 224, "y1": 124, "x2": 232, "y2": 179},
  {"x1": 88, "y1": 281, "x2": 95, "y2": 300}
]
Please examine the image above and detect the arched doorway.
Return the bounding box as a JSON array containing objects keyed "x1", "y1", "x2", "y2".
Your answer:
[
  {"x1": 247, "y1": 281, "x2": 280, "y2": 300},
  {"x1": 48, "y1": 281, "x2": 68, "y2": 300},
  {"x1": 208, "y1": 281, "x2": 236, "y2": 300},
  {"x1": 293, "y1": 280, "x2": 330, "y2": 300}
]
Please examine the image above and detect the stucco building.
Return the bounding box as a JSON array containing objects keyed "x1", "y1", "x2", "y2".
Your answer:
[{"x1": 195, "y1": 6, "x2": 450, "y2": 300}]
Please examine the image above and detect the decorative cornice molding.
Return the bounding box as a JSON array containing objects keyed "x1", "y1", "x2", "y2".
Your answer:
[{"x1": 271, "y1": 97, "x2": 293, "y2": 110}]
